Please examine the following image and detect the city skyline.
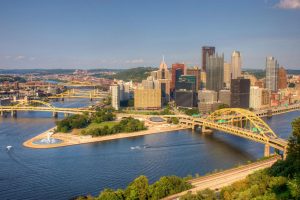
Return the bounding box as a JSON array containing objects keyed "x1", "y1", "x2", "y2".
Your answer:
[{"x1": 0, "y1": 0, "x2": 300, "y2": 69}]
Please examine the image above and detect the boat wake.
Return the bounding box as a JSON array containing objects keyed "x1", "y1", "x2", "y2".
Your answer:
[{"x1": 130, "y1": 142, "x2": 203, "y2": 150}]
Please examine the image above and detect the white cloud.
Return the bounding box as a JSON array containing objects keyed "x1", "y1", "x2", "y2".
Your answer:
[
  {"x1": 275, "y1": 0, "x2": 300, "y2": 9},
  {"x1": 29, "y1": 57, "x2": 36, "y2": 61},
  {"x1": 15, "y1": 55, "x2": 25, "y2": 60},
  {"x1": 125, "y1": 59, "x2": 144, "y2": 64}
]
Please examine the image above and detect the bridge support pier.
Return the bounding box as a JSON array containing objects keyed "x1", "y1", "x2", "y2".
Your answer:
[
  {"x1": 52, "y1": 112, "x2": 58, "y2": 118},
  {"x1": 264, "y1": 144, "x2": 270, "y2": 157},
  {"x1": 11, "y1": 110, "x2": 17, "y2": 118},
  {"x1": 61, "y1": 97, "x2": 64, "y2": 101},
  {"x1": 64, "y1": 113, "x2": 69, "y2": 117}
]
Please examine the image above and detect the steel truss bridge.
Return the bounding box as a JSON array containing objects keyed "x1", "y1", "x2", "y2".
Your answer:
[
  {"x1": 48, "y1": 89, "x2": 109, "y2": 100},
  {"x1": 163, "y1": 108, "x2": 288, "y2": 158},
  {"x1": 0, "y1": 99, "x2": 95, "y2": 117}
]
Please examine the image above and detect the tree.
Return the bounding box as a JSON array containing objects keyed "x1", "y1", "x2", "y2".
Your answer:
[
  {"x1": 125, "y1": 176, "x2": 149, "y2": 200},
  {"x1": 96, "y1": 189, "x2": 124, "y2": 200},
  {"x1": 149, "y1": 176, "x2": 192, "y2": 200},
  {"x1": 217, "y1": 104, "x2": 229, "y2": 110},
  {"x1": 171, "y1": 117, "x2": 179, "y2": 124},
  {"x1": 179, "y1": 189, "x2": 216, "y2": 200}
]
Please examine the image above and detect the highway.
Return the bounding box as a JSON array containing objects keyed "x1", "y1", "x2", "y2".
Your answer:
[{"x1": 162, "y1": 156, "x2": 280, "y2": 200}]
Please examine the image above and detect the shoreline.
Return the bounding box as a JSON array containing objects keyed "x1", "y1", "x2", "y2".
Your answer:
[{"x1": 23, "y1": 125, "x2": 187, "y2": 149}]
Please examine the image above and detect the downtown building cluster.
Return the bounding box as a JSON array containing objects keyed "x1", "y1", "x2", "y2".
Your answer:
[{"x1": 111, "y1": 46, "x2": 300, "y2": 112}]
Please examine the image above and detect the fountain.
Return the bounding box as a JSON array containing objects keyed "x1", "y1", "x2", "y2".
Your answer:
[{"x1": 33, "y1": 130, "x2": 62, "y2": 145}]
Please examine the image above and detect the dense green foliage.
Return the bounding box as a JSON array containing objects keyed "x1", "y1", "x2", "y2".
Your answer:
[
  {"x1": 113, "y1": 67, "x2": 157, "y2": 82},
  {"x1": 56, "y1": 114, "x2": 90, "y2": 132},
  {"x1": 217, "y1": 104, "x2": 229, "y2": 110},
  {"x1": 91, "y1": 108, "x2": 115, "y2": 123},
  {"x1": 180, "y1": 189, "x2": 217, "y2": 200},
  {"x1": 56, "y1": 108, "x2": 115, "y2": 133},
  {"x1": 167, "y1": 117, "x2": 179, "y2": 124},
  {"x1": 183, "y1": 108, "x2": 200, "y2": 116},
  {"x1": 77, "y1": 175, "x2": 192, "y2": 200},
  {"x1": 82, "y1": 117, "x2": 146, "y2": 136}
]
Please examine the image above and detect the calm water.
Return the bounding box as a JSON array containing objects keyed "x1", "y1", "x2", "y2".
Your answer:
[{"x1": 0, "y1": 101, "x2": 299, "y2": 200}]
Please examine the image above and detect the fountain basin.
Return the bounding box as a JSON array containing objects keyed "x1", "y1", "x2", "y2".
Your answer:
[{"x1": 32, "y1": 138, "x2": 63, "y2": 145}]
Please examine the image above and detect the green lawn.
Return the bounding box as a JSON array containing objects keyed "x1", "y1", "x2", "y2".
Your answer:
[{"x1": 86, "y1": 121, "x2": 118, "y2": 129}]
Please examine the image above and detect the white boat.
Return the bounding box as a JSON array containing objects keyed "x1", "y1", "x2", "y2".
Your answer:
[{"x1": 6, "y1": 145, "x2": 13, "y2": 150}]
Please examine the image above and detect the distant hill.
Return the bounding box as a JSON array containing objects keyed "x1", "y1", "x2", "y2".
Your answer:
[
  {"x1": 113, "y1": 67, "x2": 157, "y2": 82},
  {"x1": 0, "y1": 75, "x2": 26, "y2": 83},
  {"x1": 0, "y1": 69, "x2": 75, "y2": 75}
]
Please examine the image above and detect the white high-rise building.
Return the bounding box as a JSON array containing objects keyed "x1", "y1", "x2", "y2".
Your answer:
[
  {"x1": 250, "y1": 86, "x2": 262, "y2": 109},
  {"x1": 231, "y1": 51, "x2": 241, "y2": 79},
  {"x1": 111, "y1": 84, "x2": 120, "y2": 110},
  {"x1": 266, "y1": 56, "x2": 279, "y2": 92}
]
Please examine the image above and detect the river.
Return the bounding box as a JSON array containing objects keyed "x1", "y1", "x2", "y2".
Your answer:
[{"x1": 0, "y1": 99, "x2": 299, "y2": 200}]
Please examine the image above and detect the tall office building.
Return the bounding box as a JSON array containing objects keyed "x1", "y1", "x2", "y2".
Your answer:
[
  {"x1": 266, "y1": 56, "x2": 279, "y2": 92},
  {"x1": 171, "y1": 63, "x2": 185, "y2": 91},
  {"x1": 198, "y1": 90, "x2": 218, "y2": 103},
  {"x1": 198, "y1": 90, "x2": 219, "y2": 112},
  {"x1": 186, "y1": 67, "x2": 201, "y2": 91},
  {"x1": 231, "y1": 78, "x2": 250, "y2": 108},
  {"x1": 174, "y1": 91, "x2": 198, "y2": 108},
  {"x1": 111, "y1": 84, "x2": 120, "y2": 110},
  {"x1": 202, "y1": 46, "x2": 215, "y2": 71},
  {"x1": 176, "y1": 75, "x2": 197, "y2": 91},
  {"x1": 141, "y1": 76, "x2": 160, "y2": 89},
  {"x1": 134, "y1": 88, "x2": 161, "y2": 110},
  {"x1": 206, "y1": 53, "x2": 224, "y2": 92},
  {"x1": 219, "y1": 90, "x2": 231, "y2": 106},
  {"x1": 278, "y1": 66, "x2": 287, "y2": 90},
  {"x1": 156, "y1": 58, "x2": 171, "y2": 103},
  {"x1": 231, "y1": 51, "x2": 242, "y2": 79},
  {"x1": 250, "y1": 86, "x2": 262, "y2": 109},
  {"x1": 223, "y1": 62, "x2": 231, "y2": 88}
]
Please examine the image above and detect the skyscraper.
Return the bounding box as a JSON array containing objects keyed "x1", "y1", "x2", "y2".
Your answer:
[
  {"x1": 202, "y1": 46, "x2": 215, "y2": 71},
  {"x1": 223, "y1": 62, "x2": 231, "y2": 88},
  {"x1": 111, "y1": 84, "x2": 120, "y2": 110},
  {"x1": 206, "y1": 53, "x2": 224, "y2": 92},
  {"x1": 171, "y1": 63, "x2": 185, "y2": 91},
  {"x1": 231, "y1": 78, "x2": 250, "y2": 108},
  {"x1": 176, "y1": 75, "x2": 197, "y2": 91},
  {"x1": 186, "y1": 67, "x2": 201, "y2": 91},
  {"x1": 156, "y1": 57, "x2": 171, "y2": 103},
  {"x1": 231, "y1": 51, "x2": 241, "y2": 79},
  {"x1": 278, "y1": 66, "x2": 287, "y2": 90},
  {"x1": 266, "y1": 56, "x2": 279, "y2": 92}
]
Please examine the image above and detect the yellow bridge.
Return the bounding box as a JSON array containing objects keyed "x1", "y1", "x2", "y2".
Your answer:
[
  {"x1": 48, "y1": 89, "x2": 109, "y2": 100},
  {"x1": 0, "y1": 99, "x2": 95, "y2": 117},
  {"x1": 163, "y1": 108, "x2": 288, "y2": 158}
]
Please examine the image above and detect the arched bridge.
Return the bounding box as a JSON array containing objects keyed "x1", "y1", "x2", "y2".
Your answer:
[
  {"x1": 164, "y1": 108, "x2": 288, "y2": 158},
  {"x1": 0, "y1": 100, "x2": 95, "y2": 117},
  {"x1": 48, "y1": 89, "x2": 109, "y2": 100}
]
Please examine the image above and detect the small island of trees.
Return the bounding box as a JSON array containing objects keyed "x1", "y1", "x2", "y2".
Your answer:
[{"x1": 56, "y1": 108, "x2": 147, "y2": 136}]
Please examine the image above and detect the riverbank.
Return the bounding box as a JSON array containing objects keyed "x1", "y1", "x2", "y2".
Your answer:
[{"x1": 23, "y1": 124, "x2": 187, "y2": 149}]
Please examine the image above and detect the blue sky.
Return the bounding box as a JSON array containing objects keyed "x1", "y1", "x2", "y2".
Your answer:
[{"x1": 0, "y1": 0, "x2": 300, "y2": 69}]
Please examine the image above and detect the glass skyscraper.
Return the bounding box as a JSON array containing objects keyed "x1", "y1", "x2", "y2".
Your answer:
[
  {"x1": 265, "y1": 56, "x2": 279, "y2": 92},
  {"x1": 206, "y1": 53, "x2": 224, "y2": 92}
]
